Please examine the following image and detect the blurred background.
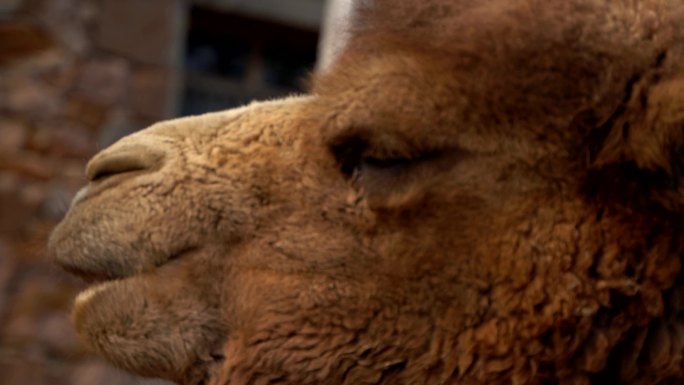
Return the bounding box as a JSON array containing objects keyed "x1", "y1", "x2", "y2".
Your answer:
[{"x1": 0, "y1": 0, "x2": 348, "y2": 383}]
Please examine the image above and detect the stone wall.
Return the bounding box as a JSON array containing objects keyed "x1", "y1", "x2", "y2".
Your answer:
[{"x1": 0, "y1": 0, "x2": 182, "y2": 383}]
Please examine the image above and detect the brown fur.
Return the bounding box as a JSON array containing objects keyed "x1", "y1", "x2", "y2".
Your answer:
[{"x1": 49, "y1": 1, "x2": 684, "y2": 384}]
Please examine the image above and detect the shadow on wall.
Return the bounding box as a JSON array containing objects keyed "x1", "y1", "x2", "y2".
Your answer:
[{"x1": 0, "y1": 0, "x2": 320, "y2": 384}]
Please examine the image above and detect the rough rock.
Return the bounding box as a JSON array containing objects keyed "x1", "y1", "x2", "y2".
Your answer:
[
  {"x1": 131, "y1": 66, "x2": 174, "y2": 119},
  {"x1": 96, "y1": 0, "x2": 181, "y2": 66},
  {"x1": 29, "y1": 120, "x2": 96, "y2": 158},
  {"x1": 0, "y1": 77, "x2": 61, "y2": 115},
  {"x1": 0, "y1": 0, "x2": 182, "y2": 383},
  {"x1": 75, "y1": 57, "x2": 129, "y2": 105},
  {"x1": 0, "y1": 22, "x2": 53, "y2": 65},
  {"x1": 0, "y1": 117, "x2": 28, "y2": 151}
]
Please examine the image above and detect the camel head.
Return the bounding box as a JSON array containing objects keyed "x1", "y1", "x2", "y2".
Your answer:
[{"x1": 49, "y1": 1, "x2": 684, "y2": 384}]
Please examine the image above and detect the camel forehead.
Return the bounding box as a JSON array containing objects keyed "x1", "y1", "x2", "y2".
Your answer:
[
  {"x1": 354, "y1": 0, "x2": 672, "y2": 41},
  {"x1": 338, "y1": 0, "x2": 679, "y2": 82},
  {"x1": 312, "y1": 0, "x2": 683, "y2": 154}
]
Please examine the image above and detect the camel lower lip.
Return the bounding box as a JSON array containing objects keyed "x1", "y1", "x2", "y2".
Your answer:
[
  {"x1": 70, "y1": 186, "x2": 90, "y2": 207},
  {"x1": 71, "y1": 249, "x2": 193, "y2": 307},
  {"x1": 75, "y1": 280, "x2": 117, "y2": 307}
]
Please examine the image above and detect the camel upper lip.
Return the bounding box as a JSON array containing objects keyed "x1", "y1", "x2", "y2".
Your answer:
[
  {"x1": 57, "y1": 246, "x2": 200, "y2": 285},
  {"x1": 62, "y1": 264, "x2": 122, "y2": 284}
]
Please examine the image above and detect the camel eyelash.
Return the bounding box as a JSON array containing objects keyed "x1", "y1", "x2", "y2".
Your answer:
[
  {"x1": 360, "y1": 156, "x2": 413, "y2": 171},
  {"x1": 331, "y1": 145, "x2": 452, "y2": 193},
  {"x1": 330, "y1": 135, "x2": 418, "y2": 177}
]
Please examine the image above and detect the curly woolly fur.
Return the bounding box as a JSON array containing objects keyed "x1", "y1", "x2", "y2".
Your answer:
[{"x1": 51, "y1": 1, "x2": 684, "y2": 384}]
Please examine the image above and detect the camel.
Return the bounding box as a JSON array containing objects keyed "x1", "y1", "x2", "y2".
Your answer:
[{"x1": 48, "y1": 0, "x2": 684, "y2": 384}]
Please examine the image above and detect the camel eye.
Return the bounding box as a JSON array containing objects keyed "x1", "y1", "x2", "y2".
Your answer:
[
  {"x1": 330, "y1": 137, "x2": 414, "y2": 179},
  {"x1": 329, "y1": 136, "x2": 369, "y2": 177},
  {"x1": 360, "y1": 156, "x2": 412, "y2": 171},
  {"x1": 329, "y1": 135, "x2": 448, "y2": 209},
  {"x1": 329, "y1": 134, "x2": 441, "y2": 181}
]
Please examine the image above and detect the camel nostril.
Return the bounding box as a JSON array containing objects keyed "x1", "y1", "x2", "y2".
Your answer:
[{"x1": 86, "y1": 144, "x2": 165, "y2": 182}]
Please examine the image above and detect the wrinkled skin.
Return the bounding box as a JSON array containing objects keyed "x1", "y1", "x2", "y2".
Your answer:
[{"x1": 49, "y1": 1, "x2": 684, "y2": 384}]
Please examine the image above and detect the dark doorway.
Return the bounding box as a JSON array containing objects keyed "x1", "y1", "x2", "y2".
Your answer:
[{"x1": 182, "y1": 6, "x2": 320, "y2": 115}]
